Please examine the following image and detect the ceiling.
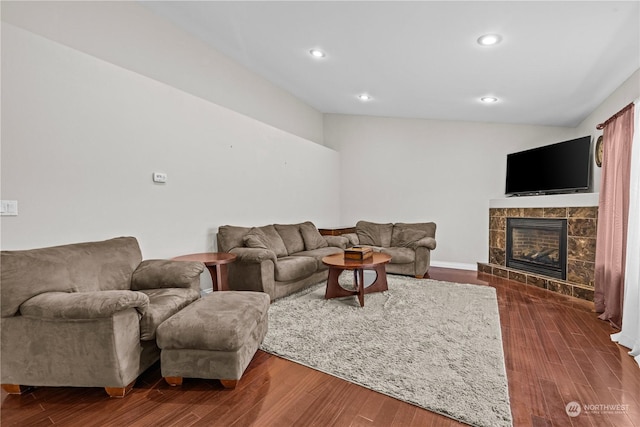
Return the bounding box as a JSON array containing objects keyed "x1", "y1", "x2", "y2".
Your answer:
[{"x1": 143, "y1": 1, "x2": 640, "y2": 127}]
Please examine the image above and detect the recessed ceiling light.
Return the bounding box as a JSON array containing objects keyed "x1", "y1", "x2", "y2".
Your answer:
[
  {"x1": 477, "y1": 34, "x2": 502, "y2": 46},
  {"x1": 480, "y1": 96, "x2": 499, "y2": 103},
  {"x1": 358, "y1": 94, "x2": 372, "y2": 101},
  {"x1": 309, "y1": 49, "x2": 326, "y2": 58}
]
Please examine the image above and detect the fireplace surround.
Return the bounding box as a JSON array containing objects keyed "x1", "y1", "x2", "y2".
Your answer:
[{"x1": 478, "y1": 205, "x2": 598, "y2": 302}]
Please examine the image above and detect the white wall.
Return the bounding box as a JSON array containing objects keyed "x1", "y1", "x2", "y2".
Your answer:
[
  {"x1": 1, "y1": 1, "x2": 324, "y2": 145},
  {"x1": 0, "y1": 24, "x2": 340, "y2": 261},
  {"x1": 575, "y1": 68, "x2": 640, "y2": 192},
  {"x1": 324, "y1": 114, "x2": 575, "y2": 269}
]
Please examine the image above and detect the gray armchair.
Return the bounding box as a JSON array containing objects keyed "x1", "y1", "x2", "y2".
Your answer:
[{"x1": 0, "y1": 237, "x2": 204, "y2": 397}]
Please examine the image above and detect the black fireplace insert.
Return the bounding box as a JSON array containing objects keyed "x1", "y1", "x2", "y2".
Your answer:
[{"x1": 506, "y1": 218, "x2": 567, "y2": 280}]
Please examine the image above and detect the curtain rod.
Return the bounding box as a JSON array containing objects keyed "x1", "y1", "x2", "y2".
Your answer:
[{"x1": 596, "y1": 102, "x2": 634, "y2": 130}]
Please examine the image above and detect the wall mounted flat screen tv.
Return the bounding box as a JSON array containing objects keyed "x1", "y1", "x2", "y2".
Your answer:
[{"x1": 505, "y1": 136, "x2": 592, "y2": 196}]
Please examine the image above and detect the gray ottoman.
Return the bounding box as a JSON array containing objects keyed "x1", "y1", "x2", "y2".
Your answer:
[{"x1": 156, "y1": 291, "x2": 270, "y2": 389}]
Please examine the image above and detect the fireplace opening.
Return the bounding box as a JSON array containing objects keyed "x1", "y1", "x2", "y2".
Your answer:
[{"x1": 506, "y1": 218, "x2": 567, "y2": 280}]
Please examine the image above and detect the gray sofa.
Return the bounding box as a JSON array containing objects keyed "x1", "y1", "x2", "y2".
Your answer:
[
  {"x1": 342, "y1": 220, "x2": 437, "y2": 278},
  {"x1": 0, "y1": 236, "x2": 204, "y2": 397},
  {"x1": 217, "y1": 222, "x2": 348, "y2": 300}
]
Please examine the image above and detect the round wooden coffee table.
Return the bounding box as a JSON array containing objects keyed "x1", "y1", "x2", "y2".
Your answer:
[
  {"x1": 172, "y1": 252, "x2": 237, "y2": 291},
  {"x1": 322, "y1": 252, "x2": 392, "y2": 307}
]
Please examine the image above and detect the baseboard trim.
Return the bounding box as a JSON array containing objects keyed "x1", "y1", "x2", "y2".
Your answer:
[{"x1": 430, "y1": 261, "x2": 477, "y2": 271}]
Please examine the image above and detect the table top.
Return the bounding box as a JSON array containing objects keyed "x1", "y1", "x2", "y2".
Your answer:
[
  {"x1": 172, "y1": 252, "x2": 237, "y2": 265},
  {"x1": 322, "y1": 252, "x2": 391, "y2": 269}
]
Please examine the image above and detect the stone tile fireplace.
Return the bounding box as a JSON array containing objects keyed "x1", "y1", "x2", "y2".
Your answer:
[{"x1": 478, "y1": 204, "x2": 598, "y2": 302}]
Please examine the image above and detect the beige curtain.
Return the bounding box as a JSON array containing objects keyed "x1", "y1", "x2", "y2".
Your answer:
[{"x1": 594, "y1": 105, "x2": 635, "y2": 329}]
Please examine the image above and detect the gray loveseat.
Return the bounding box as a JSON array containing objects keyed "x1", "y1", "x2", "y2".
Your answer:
[
  {"x1": 0, "y1": 236, "x2": 204, "y2": 397},
  {"x1": 342, "y1": 220, "x2": 437, "y2": 278},
  {"x1": 217, "y1": 222, "x2": 348, "y2": 300}
]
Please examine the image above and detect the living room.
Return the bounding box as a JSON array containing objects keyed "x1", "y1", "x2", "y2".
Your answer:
[
  {"x1": 2, "y1": 0, "x2": 637, "y2": 267},
  {"x1": 2, "y1": 1, "x2": 640, "y2": 426}
]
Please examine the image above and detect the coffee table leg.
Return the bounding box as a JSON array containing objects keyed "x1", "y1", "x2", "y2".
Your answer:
[
  {"x1": 325, "y1": 267, "x2": 344, "y2": 299},
  {"x1": 357, "y1": 268, "x2": 365, "y2": 307},
  {"x1": 363, "y1": 264, "x2": 389, "y2": 294},
  {"x1": 326, "y1": 267, "x2": 360, "y2": 300}
]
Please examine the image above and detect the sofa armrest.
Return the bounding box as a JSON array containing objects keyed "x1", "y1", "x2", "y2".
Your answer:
[
  {"x1": 323, "y1": 235, "x2": 349, "y2": 249},
  {"x1": 412, "y1": 237, "x2": 437, "y2": 250},
  {"x1": 341, "y1": 233, "x2": 359, "y2": 247},
  {"x1": 229, "y1": 247, "x2": 277, "y2": 263},
  {"x1": 19, "y1": 290, "x2": 149, "y2": 319},
  {"x1": 131, "y1": 259, "x2": 204, "y2": 291}
]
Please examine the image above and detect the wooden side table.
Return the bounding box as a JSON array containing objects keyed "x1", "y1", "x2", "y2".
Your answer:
[
  {"x1": 318, "y1": 226, "x2": 356, "y2": 236},
  {"x1": 172, "y1": 252, "x2": 237, "y2": 291}
]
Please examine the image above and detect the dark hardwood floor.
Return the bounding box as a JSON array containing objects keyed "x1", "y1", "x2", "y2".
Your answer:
[{"x1": 2, "y1": 267, "x2": 639, "y2": 426}]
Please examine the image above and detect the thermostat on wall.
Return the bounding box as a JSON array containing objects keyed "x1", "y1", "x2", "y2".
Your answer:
[{"x1": 153, "y1": 172, "x2": 167, "y2": 183}]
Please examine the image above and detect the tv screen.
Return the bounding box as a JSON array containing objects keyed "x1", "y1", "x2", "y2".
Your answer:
[{"x1": 505, "y1": 136, "x2": 592, "y2": 196}]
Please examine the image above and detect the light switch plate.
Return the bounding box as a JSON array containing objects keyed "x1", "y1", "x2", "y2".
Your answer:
[{"x1": 0, "y1": 200, "x2": 18, "y2": 216}]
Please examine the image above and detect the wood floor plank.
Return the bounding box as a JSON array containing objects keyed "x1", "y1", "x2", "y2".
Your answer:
[
  {"x1": 194, "y1": 359, "x2": 317, "y2": 425},
  {"x1": 369, "y1": 397, "x2": 402, "y2": 426},
  {"x1": 2, "y1": 267, "x2": 639, "y2": 426},
  {"x1": 533, "y1": 320, "x2": 565, "y2": 366},
  {"x1": 530, "y1": 414, "x2": 552, "y2": 427},
  {"x1": 539, "y1": 378, "x2": 571, "y2": 424},
  {"x1": 351, "y1": 387, "x2": 389, "y2": 424},
  {"x1": 389, "y1": 403, "x2": 417, "y2": 426},
  {"x1": 320, "y1": 381, "x2": 376, "y2": 426}
]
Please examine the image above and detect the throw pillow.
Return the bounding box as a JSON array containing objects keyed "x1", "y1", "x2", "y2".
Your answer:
[
  {"x1": 300, "y1": 222, "x2": 329, "y2": 250},
  {"x1": 244, "y1": 225, "x2": 289, "y2": 257},
  {"x1": 243, "y1": 227, "x2": 270, "y2": 250}
]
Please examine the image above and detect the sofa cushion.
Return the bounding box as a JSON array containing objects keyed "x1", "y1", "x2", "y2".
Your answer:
[
  {"x1": 274, "y1": 256, "x2": 317, "y2": 282},
  {"x1": 292, "y1": 247, "x2": 343, "y2": 269},
  {"x1": 0, "y1": 236, "x2": 142, "y2": 318},
  {"x1": 137, "y1": 288, "x2": 200, "y2": 341},
  {"x1": 274, "y1": 223, "x2": 305, "y2": 254},
  {"x1": 356, "y1": 221, "x2": 393, "y2": 247},
  {"x1": 381, "y1": 247, "x2": 416, "y2": 264},
  {"x1": 300, "y1": 222, "x2": 328, "y2": 250},
  {"x1": 243, "y1": 226, "x2": 288, "y2": 257},
  {"x1": 390, "y1": 228, "x2": 430, "y2": 248}
]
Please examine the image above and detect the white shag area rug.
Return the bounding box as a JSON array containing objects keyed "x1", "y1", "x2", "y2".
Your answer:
[{"x1": 260, "y1": 274, "x2": 513, "y2": 427}]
